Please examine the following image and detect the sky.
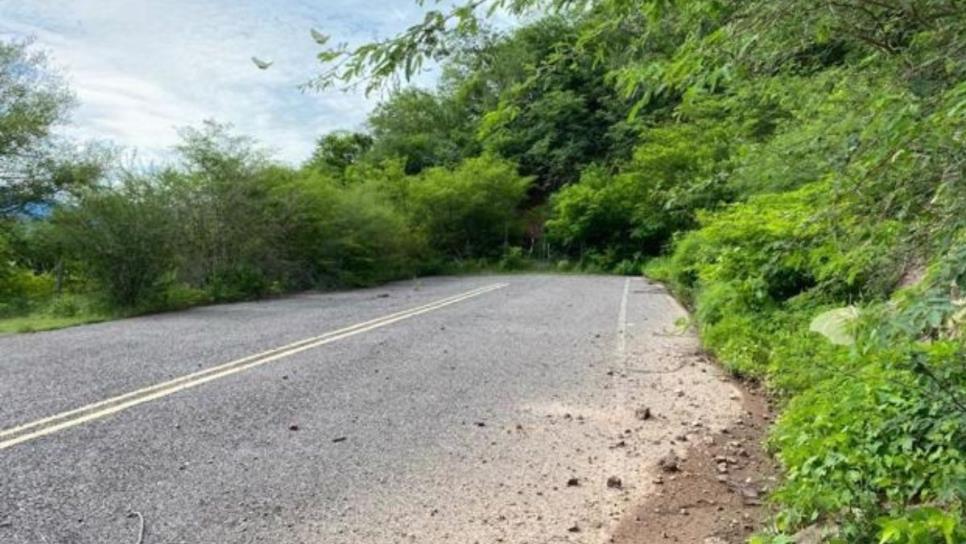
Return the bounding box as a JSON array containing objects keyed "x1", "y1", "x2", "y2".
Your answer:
[{"x1": 0, "y1": 0, "x2": 452, "y2": 165}]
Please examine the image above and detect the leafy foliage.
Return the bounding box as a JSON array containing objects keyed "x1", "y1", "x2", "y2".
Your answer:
[
  {"x1": 407, "y1": 154, "x2": 532, "y2": 257},
  {"x1": 366, "y1": 88, "x2": 479, "y2": 174},
  {"x1": 0, "y1": 39, "x2": 103, "y2": 217},
  {"x1": 304, "y1": 131, "x2": 373, "y2": 175},
  {"x1": 473, "y1": 17, "x2": 639, "y2": 192},
  {"x1": 52, "y1": 179, "x2": 176, "y2": 307}
]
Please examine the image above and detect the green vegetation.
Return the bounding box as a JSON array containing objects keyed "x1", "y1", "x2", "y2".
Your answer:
[
  {"x1": 2, "y1": 1, "x2": 964, "y2": 541},
  {"x1": 310, "y1": 0, "x2": 964, "y2": 541},
  {"x1": 1, "y1": 118, "x2": 533, "y2": 330}
]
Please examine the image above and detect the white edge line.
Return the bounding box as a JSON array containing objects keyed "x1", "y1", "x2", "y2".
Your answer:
[{"x1": 617, "y1": 277, "x2": 630, "y2": 357}]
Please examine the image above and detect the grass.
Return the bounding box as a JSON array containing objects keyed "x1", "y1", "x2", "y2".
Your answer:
[
  {"x1": 0, "y1": 311, "x2": 111, "y2": 334},
  {"x1": 0, "y1": 258, "x2": 636, "y2": 336},
  {"x1": 0, "y1": 293, "x2": 113, "y2": 334}
]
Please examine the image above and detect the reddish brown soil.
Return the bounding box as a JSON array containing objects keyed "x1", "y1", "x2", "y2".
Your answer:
[{"x1": 610, "y1": 382, "x2": 778, "y2": 544}]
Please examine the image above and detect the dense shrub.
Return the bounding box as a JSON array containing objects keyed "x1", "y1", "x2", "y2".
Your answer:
[
  {"x1": 0, "y1": 232, "x2": 55, "y2": 315},
  {"x1": 657, "y1": 208, "x2": 965, "y2": 543},
  {"x1": 24, "y1": 131, "x2": 528, "y2": 312},
  {"x1": 547, "y1": 121, "x2": 734, "y2": 264},
  {"x1": 407, "y1": 155, "x2": 532, "y2": 258},
  {"x1": 52, "y1": 181, "x2": 176, "y2": 307},
  {"x1": 278, "y1": 171, "x2": 427, "y2": 287}
]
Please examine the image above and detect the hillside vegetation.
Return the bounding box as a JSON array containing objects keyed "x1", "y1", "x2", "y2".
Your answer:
[{"x1": 1, "y1": 1, "x2": 964, "y2": 541}]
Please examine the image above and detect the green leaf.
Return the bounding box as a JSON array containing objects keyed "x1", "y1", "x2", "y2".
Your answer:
[{"x1": 809, "y1": 306, "x2": 860, "y2": 346}]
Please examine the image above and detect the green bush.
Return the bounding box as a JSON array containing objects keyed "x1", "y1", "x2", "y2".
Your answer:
[
  {"x1": 611, "y1": 259, "x2": 641, "y2": 276},
  {"x1": 407, "y1": 154, "x2": 532, "y2": 258},
  {"x1": 206, "y1": 265, "x2": 273, "y2": 302},
  {"x1": 278, "y1": 168, "x2": 427, "y2": 288},
  {"x1": 159, "y1": 283, "x2": 210, "y2": 311},
  {"x1": 498, "y1": 246, "x2": 527, "y2": 271},
  {"x1": 43, "y1": 293, "x2": 86, "y2": 318},
  {"x1": 661, "y1": 190, "x2": 966, "y2": 540},
  {"x1": 770, "y1": 341, "x2": 965, "y2": 541},
  {"x1": 0, "y1": 233, "x2": 48, "y2": 313},
  {"x1": 52, "y1": 181, "x2": 176, "y2": 308},
  {"x1": 0, "y1": 268, "x2": 55, "y2": 315},
  {"x1": 547, "y1": 121, "x2": 735, "y2": 260}
]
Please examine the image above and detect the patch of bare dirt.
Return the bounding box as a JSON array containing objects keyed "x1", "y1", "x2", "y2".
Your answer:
[{"x1": 610, "y1": 382, "x2": 778, "y2": 544}]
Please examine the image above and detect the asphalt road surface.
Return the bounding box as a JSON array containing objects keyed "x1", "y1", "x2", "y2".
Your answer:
[{"x1": 0, "y1": 275, "x2": 744, "y2": 543}]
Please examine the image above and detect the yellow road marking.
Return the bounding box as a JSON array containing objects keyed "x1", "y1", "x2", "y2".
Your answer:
[
  {"x1": 0, "y1": 283, "x2": 508, "y2": 451},
  {"x1": 0, "y1": 283, "x2": 503, "y2": 440}
]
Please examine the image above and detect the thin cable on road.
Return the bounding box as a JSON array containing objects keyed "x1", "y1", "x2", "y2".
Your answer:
[{"x1": 127, "y1": 510, "x2": 144, "y2": 544}]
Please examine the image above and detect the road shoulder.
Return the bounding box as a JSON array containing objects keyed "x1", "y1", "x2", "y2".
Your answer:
[{"x1": 612, "y1": 381, "x2": 777, "y2": 543}]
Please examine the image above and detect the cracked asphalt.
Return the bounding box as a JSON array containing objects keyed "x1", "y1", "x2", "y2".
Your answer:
[{"x1": 0, "y1": 274, "x2": 744, "y2": 543}]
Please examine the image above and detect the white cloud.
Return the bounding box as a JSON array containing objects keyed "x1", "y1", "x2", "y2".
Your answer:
[{"x1": 0, "y1": 0, "x2": 440, "y2": 164}]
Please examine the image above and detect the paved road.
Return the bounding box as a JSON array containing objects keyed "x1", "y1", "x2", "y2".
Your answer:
[{"x1": 0, "y1": 275, "x2": 743, "y2": 543}]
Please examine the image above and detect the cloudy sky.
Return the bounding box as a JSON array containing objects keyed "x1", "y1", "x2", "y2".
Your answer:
[{"x1": 0, "y1": 0, "x2": 452, "y2": 164}]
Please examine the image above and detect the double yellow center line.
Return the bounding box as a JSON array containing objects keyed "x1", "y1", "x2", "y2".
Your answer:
[{"x1": 0, "y1": 283, "x2": 508, "y2": 452}]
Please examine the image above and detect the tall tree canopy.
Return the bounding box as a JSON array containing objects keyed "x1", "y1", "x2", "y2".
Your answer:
[{"x1": 0, "y1": 39, "x2": 99, "y2": 218}]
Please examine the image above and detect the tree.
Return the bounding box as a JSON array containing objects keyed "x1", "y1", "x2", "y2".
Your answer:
[
  {"x1": 163, "y1": 121, "x2": 289, "y2": 296},
  {"x1": 472, "y1": 17, "x2": 638, "y2": 193},
  {"x1": 304, "y1": 131, "x2": 373, "y2": 175},
  {"x1": 366, "y1": 88, "x2": 478, "y2": 174},
  {"x1": 308, "y1": 0, "x2": 557, "y2": 94},
  {"x1": 0, "y1": 39, "x2": 93, "y2": 217},
  {"x1": 274, "y1": 169, "x2": 426, "y2": 287}
]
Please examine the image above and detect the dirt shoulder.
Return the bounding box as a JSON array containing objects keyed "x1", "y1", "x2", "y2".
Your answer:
[{"x1": 611, "y1": 380, "x2": 778, "y2": 544}]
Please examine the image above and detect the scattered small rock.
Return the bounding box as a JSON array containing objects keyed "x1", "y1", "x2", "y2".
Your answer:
[
  {"x1": 658, "y1": 451, "x2": 681, "y2": 473},
  {"x1": 635, "y1": 407, "x2": 652, "y2": 420},
  {"x1": 606, "y1": 476, "x2": 623, "y2": 489},
  {"x1": 332, "y1": 436, "x2": 347, "y2": 443},
  {"x1": 566, "y1": 478, "x2": 580, "y2": 487},
  {"x1": 288, "y1": 424, "x2": 300, "y2": 431},
  {"x1": 737, "y1": 485, "x2": 761, "y2": 505}
]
